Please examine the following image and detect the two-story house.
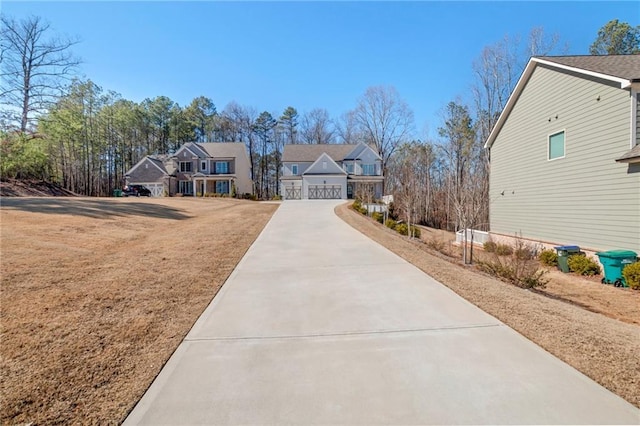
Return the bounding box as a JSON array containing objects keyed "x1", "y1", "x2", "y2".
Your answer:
[
  {"x1": 280, "y1": 143, "x2": 383, "y2": 200},
  {"x1": 125, "y1": 142, "x2": 252, "y2": 197},
  {"x1": 485, "y1": 55, "x2": 640, "y2": 253}
]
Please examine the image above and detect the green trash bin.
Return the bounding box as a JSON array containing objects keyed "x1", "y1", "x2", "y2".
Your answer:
[
  {"x1": 113, "y1": 189, "x2": 122, "y2": 197},
  {"x1": 554, "y1": 245, "x2": 581, "y2": 273},
  {"x1": 596, "y1": 250, "x2": 638, "y2": 287}
]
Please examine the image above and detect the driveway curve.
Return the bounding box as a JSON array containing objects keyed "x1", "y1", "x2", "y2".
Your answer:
[{"x1": 125, "y1": 200, "x2": 639, "y2": 425}]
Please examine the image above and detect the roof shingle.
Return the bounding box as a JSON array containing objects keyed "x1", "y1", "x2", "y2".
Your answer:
[{"x1": 536, "y1": 55, "x2": 640, "y2": 81}]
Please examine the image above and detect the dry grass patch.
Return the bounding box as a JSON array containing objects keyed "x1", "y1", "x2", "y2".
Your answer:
[
  {"x1": 336, "y1": 202, "x2": 640, "y2": 409},
  {"x1": 1, "y1": 197, "x2": 278, "y2": 424}
]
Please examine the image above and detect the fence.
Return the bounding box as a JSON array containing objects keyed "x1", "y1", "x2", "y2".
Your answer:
[{"x1": 455, "y1": 229, "x2": 490, "y2": 246}]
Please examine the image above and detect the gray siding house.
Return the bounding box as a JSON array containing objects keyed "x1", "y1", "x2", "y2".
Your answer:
[
  {"x1": 485, "y1": 55, "x2": 640, "y2": 253},
  {"x1": 280, "y1": 143, "x2": 383, "y2": 200},
  {"x1": 125, "y1": 142, "x2": 253, "y2": 197}
]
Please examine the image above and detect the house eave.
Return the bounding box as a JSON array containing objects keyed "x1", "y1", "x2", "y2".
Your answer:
[{"x1": 485, "y1": 57, "x2": 634, "y2": 150}]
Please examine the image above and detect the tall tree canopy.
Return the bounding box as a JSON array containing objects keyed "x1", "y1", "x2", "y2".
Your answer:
[
  {"x1": 353, "y1": 85, "x2": 414, "y2": 168},
  {"x1": 590, "y1": 19, "x2": 640, "y2": 55},
  {"x1": 0, "y1": 15, "x2": 80, "y2": 131}
]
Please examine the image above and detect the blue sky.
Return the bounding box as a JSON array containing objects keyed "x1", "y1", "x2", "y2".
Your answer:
[{"x1": 3, "y1": 1, "x2": 638, "y2": 138}]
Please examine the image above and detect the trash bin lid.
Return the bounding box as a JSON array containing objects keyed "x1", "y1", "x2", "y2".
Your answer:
[
  {"x1": 595, "y1": 250, "x2": 638, "y2": 259},
  {"x1": 554, "y1": 245, "x2": 580, "y2": 251}
]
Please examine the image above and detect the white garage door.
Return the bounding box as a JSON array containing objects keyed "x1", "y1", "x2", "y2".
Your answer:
[
  {"x1": 308, "y1": 185, "x2": 342, "y2": 199},
  {"x1": 145, "y1": 183, "x2": 164, "y2": 197}
]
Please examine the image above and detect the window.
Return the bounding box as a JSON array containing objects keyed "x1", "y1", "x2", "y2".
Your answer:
[
  {"x1": 216, "y1": 181, "x2": 229, "y2": 194},
  {"x1": 201, "y1": 161, "x2": 207, "y2": 171},
  {"x1": 362, "y1": 164, "x2": 375, "y2": 175},
  {"x1": 291, "y1": 164, "x2": 298, "y2": 175},
  {"x1": 180, "y1": 161, "x2": 192, "y2": 172},
  {"x1": 548, "y1": 131, "x2": 565, "y2": 160},
  {"x1": 179, "y1": 181, "x2": 193, "y2": 194},
  {"x1": 215, "y1": 161, "x2": 229, "y2": 174},
  {"x1": 345, "y1": 163, "x2": 354, "y2": 174}
]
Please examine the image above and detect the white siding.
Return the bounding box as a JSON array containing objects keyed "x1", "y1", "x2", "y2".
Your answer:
[{"x1": 490, "y1": 65, "x2": 640, "y2": 252}]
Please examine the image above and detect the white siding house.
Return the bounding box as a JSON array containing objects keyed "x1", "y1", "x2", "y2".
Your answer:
[
  {"x1": 280, "y1": 143, "x2": 384, "y2": 200},
  {"x1": 485, "y1": 55, "x2": 640, "y2": 253}
]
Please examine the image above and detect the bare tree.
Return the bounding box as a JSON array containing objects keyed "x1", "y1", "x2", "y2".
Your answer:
[
  {"x1": 335, "y1": 110, "x2": 364, "y2": 144},
  {"x1": 0, "y1": 15, "x2": 80, "y2": 132},
  {"x1": 299, "y1": 108, "x2": 335, "y2": 144},
  {"x1": 222, "y1": 102, "x2": 258, "y2": 191},
  {"x1": 353, "y1": 85, "x2": 414, "y2": 171}
]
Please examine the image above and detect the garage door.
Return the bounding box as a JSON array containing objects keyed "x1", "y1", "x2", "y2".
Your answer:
[
  {"x1": 145, "y1": 183, "x2": 164, "y2": 197},
  {"x1": 308, "y1": 185, "x2": 341, "y2": 199}
]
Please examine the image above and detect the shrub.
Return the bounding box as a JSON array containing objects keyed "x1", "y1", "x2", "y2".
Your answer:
[
  {"x1": 411, "y1": 226, "x2": 421, "y2": 238},
  {"x1": 371, "y1": 212, "x2": 384, "y2": 224},
  {"x1": 476, "y1": 238, "x2": 547, "y2": 289},
  {"x1": 385, "y1": 219, "x2": 397, "y2": 229},
  {"x1": 271, "y1": 194, "x2": 282, "y2": 201},
  {"x1": 427, "y1": 237, "x2": 445, "y2": 252},
  {"x1": 567, "y1": 254, "x2": 601, "y2": 276},
  {"x1": 395, "y1": 223, "x2": 408, "y2": 236},
  {"x1": 622, "y1": 261, "x2": 640, "y2": 290},
  {"x1": 495, "y1": 244, "x2": 513, "y2": 256},
  {"x1": 483, "y1": 241, "x2": 497, "y2": 253},
  {"x1": 538, "y1": 249, "x2": 558, "y2": 267}
]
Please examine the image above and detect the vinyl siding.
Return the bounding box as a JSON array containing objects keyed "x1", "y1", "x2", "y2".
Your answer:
[
  {"x1": 127, "y1": 158, "x2": 166, "y2": 183},
  {"x1": 489, "y1": 65, "x2": 640, "y2": 253}
]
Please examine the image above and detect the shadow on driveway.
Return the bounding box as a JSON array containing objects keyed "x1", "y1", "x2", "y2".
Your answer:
[{"x1": 0, "y1": 198, "x2": 191, "y2": 220}]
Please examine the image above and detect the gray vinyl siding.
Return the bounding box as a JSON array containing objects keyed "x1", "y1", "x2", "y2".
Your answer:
[
  {"x1": 489, "y1": 65, "x2": 640, "y2": 253},
  {"x1": 127, "y1": 158, "x2": 166, "y2": 183}
]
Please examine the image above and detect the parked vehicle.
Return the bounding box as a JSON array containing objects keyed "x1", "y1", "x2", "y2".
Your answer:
[{"x1": 123, "y1": 185, "x2": 151, "y2": 197}]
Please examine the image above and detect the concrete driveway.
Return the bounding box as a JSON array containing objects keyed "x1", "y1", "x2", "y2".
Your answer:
[{"x1": 125, "y1": 200, "x2": 639, "y2": 425}]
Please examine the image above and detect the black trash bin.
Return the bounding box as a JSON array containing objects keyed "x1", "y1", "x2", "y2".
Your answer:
[{"x1": 554, "y1": 245, "x2": 581, "y2": 273}]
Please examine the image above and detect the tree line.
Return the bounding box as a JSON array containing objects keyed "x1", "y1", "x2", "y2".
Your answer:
[{"x1": 1, "y1": 13, "x2": 637, "y2": 232}]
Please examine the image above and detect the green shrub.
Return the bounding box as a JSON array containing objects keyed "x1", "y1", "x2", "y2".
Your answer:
[
  {"x1": 567, "y1": 254, "x2": 601, "y2": 276},
  {"x1": 371, "y1": 212, "x2": 384, "y2": 223},
  {"x1": 622, "y1": 261, "x2": 640, "y2": 290},
  {"x1": 385, "y1": 219, "x2": 397, "y2": 229},
  {"x1": 495, "y1": 244, "x2": 513, "y2": 256},
  {"x1": 483, "y1": 241, "x2": 497, "y2": 253},
  {"x1": 538, "y1": 249, "x2": 558, "y2": 267},
  {"x1": 411, "y1": 226, "x2": 421, "y2": 238},
  {"x1": 395, "y1": 223, "x2": 408, "y2": 236}
]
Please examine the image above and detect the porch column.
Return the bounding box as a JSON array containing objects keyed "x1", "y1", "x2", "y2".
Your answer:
[
  {"x1": 203, "y1": 178, "x2": 207, "y2": 197},
  {"x1": 228, "y1": 178, "x2": 231, "y2": 195},
  {"x1": 193, "y1": 178, "x2": 197, "y2": 197}
]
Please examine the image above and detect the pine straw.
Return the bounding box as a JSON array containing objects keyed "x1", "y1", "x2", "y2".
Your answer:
[
  {"x1": 0, "y1": 197, "x2": 278, "y2": 425},
  {"x1": 335, "y1": 203, "x2": 640, "y2": 409}
]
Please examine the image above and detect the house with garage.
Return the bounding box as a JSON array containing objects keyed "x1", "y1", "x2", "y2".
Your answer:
[
  {"x1": 125, "y1": 142, "x2": 252, "y2": 197},
  {"x1": 280, "y1": 143, "x2": 383, "y2": 200},
  {"x1": 485, "y1": 55, "x2": 640, "y2": 253}
]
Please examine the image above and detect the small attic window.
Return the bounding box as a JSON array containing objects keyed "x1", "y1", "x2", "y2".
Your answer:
[
  {"x1": 145, "y1": 164, "x2": 148, "y2": 169},
  {"x1": 323, "y1": 161, "x2": 327, "y2": 170},
  {"x1": 548, "y1": 131, "x2": 565, "y2": 160}
]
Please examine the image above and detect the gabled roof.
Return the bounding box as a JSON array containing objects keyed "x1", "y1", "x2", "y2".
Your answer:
[
  {"x1": 125, "y1": 155, "x2": 169, "y2": 177},
  {"x1": 282, "y1": 144, "x2": 358, "y2": 162},
  {"x1": 302, "y1": 152, "x2": 347, "y2": 175},
  {"x1": 485, "y1": 55, "x2": 640, "y2": 150},
  {"x1": 175, "y1": 143, "x2": 206, "y2": 159},
  {"x1": 344, "y1": 143, "x2": 382, "y2": 160}
]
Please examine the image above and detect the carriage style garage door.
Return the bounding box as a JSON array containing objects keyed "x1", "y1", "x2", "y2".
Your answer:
[
  {"x1": 146, "y1": 183, "x2": 164, "y2": 197},
  {"x1": 308, "y1": 185, "x2": 342, "y2": 199}
]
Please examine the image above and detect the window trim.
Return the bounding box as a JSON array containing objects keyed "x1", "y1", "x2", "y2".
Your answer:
[
  {"x1": 201, "y1": 161, "x2": 207, "y2": 171},
  {"x1": 547, "y1": 130, "x2": 566, "y2": 161},
  {"x1": 291, "y1": 164, "x2": 298, "y2": 175}
]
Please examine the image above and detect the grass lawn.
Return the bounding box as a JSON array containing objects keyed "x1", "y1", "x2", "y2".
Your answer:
[
  {"x1": 0, "y1": 197, "x2": 278, "y2": 424},
  {"x1": 336, "y1": 203, "x2": 640, "y2": 409}
]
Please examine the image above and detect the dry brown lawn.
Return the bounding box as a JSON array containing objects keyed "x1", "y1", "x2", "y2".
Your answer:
[
  {"x1": 0, "y1": 197, "x2": 278, "y2": 425},
  {"x1": 336, "y1": 203, "x2": 640, "y2": 409}
]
